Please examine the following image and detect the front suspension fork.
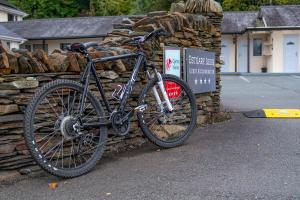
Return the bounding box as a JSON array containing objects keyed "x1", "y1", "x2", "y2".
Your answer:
[{"x1": 146, "y1": 69, "x2": 174, "y2": 112}]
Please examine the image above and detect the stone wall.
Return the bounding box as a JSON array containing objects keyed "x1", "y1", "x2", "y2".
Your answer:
[{"x1": 0, "y1": 0, "x2": 223, "y2": 180}]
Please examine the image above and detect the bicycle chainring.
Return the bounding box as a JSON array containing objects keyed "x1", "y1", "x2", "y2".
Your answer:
[{"x1": 111, "y1": 111, "x2": 131, "y2": 136}]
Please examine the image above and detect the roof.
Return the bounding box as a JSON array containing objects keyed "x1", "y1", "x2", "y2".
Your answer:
[
  {"x1": 0, "y1": 24, "x2": 25, "y2": 42},
  {"x1": 222, "y1": 11, "x2": 258, "y2": 34},
  {"x1": 0, "y1": 16, "x2": 124, "y2": 40},
  {"x1": 0, "y1": 0, "x2": 28, "y2": 17},
  {"x1": 260, "y1": 5, "x2": 300, "y2": 27},
  {"x1": 0, "y1": 0, "x2": 19, "y2": 10}
]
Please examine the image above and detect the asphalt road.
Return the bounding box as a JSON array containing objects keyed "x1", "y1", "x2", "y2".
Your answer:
[
  {"x1": 222, "y1": 75, "x2": 300, "y2": 112},
  {"x1": 1, "y1": 75, "x2": 300, "y2": 200}
]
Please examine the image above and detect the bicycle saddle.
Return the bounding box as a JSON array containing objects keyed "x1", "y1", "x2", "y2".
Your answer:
[{"x1": 69, "y1": 42, "x2": 99, "y2": 53}]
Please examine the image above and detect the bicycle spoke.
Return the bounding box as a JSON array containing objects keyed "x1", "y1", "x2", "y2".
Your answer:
[
  {"x1": 139, "y1": 77, "x2": 194, "y2": 143},
  {"x1": 28, "y1": 82, "x2": 107, "y2": 174},
  {"x1": 56, "y1": 89, "x2": 68, "y2": 114},
  {"x1": 44, "y1": 97, "x2": 60, "y2": 118}
]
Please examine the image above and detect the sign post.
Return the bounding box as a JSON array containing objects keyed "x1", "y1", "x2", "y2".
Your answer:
[
  {"x1": 163, "y1": 47, "x2": 181, "y2": 99},
  {"x1": 184, "y1": 48, "x2": 216, "y2": 94}
]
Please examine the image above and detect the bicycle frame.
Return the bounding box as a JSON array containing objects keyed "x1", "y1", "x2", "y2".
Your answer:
[{"x1": 78, "y1": 51, "x2": 147, "y2": 126}]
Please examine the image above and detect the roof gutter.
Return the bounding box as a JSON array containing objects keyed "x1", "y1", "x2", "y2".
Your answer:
[
  {"x1": 0, "y1": 5, "x2": 28, "y2": 17},
  {"x1": 0, "y1": 35, "x2": 26, "y2": 42},
  {"x1": 247, "y1": 26, "x2": 300, "y2": 31},
  {"x1": 25, "y1": 34, "x2": 107, "y2": 40},
  {"x1": 222, "y1": 26, "x2": 300, "y2": 35},
  {"x1": 222, "y1": 31, "x2": 246, "y2": 35}
]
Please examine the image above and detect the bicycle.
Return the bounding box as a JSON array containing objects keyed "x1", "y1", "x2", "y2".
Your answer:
[{"x1": 24, "y1": 28, "x2": 197, "y2": 178}]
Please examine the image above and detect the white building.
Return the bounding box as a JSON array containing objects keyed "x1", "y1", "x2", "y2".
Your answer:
[
  {"x1": 0, "y1": 0, "x2": 123, "y2": 52},
  {"x1": 221, "y1": 5, "x2": 300, "y2": 73},
  {"x1": 1, "y1": 16, "x2": 123, "y2": 53},
  {"x1": 0, "y1": 0, "x2": 27, "y2": 49}
]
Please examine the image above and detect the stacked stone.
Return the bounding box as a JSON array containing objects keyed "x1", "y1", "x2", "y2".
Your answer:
[
  {"x1": 0, "y1": 0, "x2": 223, "y2": 179},
  {"x1": 0, "y1": 72, "x2": 147, "y2": 177},
  {"x1": 0, "y1": 43, "x2": 86, "y2": 75},
  {"x1": 0, "y1": 76, "x2": 39, "y2": 174},
  {"x1": 183, "y1": 0, "x2": 223, "y2": 118}
]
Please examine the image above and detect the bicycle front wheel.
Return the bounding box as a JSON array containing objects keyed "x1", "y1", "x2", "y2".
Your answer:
[
  {"x1": 137, "y1": 74, "x2": 197, "y2": 148},
  {"x1": 24, "y1": 79, "x2": 107, "y2": 178}
]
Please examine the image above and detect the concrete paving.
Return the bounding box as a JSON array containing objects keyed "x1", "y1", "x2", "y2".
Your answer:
[
  {"x1": 1, "y1": 75, "x2": 300, "y2": 200},
  {"x1": 222, "y1": 75, "x2": 300, "y2": 112}
]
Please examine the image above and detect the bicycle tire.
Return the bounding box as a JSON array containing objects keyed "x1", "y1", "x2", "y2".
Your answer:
[
  {"x1": 24, "y1": 79, "x2": 107, "y2": 178},
  {"x1": 137, "y1": 74, "x2": 197, "y2": 148}
]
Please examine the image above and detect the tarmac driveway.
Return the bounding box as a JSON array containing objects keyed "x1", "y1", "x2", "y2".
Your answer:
[
  {"x1": 0, "y1": 75, "x2": 300, "y2": 200},
  {"x1": 221, "y1": 75, "x2": 300, "y2": 112}
]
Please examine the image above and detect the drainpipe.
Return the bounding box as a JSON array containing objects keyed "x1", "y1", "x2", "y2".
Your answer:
[
  {"x1": 42, "y1": 39, "x2": 46, "y2": 52},
  {"x1": 247, "y1": 32, "x2": 250, "y2": 73},
  {"x1": 234, "y1": 35, "x2": 238, "y2": 72}
]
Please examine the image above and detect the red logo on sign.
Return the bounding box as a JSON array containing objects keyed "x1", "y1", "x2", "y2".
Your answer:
[
  {"x1": 165, "y1": 81, "x2": 181, "y2": 99},
  {"x1": 165, "y1": 58, "x2": 173, "y2": 71}
]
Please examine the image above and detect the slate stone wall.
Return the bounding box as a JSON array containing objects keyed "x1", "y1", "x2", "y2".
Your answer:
[{"x1": 0, "y1": 0, "x2": 223, "y2": 180}]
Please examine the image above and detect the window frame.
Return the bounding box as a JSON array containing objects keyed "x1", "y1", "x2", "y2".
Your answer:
[
  {"x1": 60, "y1": 43, "x2": 71, "y2": 51},
  {"x1": 8, "y1": 14, "x2": 17, "y2": 21},
  {"x1": 253, "y1": 38, "x2": 263, "y2": 57}
]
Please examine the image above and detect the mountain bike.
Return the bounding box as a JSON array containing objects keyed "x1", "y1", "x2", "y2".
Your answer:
[{"x1": 24, "y1": 28, "x2": 197, "y2": 178}]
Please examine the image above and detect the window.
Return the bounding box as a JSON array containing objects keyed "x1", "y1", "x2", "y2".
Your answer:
[
  {"x1": 253, "y1": 39, "x2": 262, "y2": 56},
  {"x1": 20, "y1": 44, "x2": 32, "y2": 51},
  {"x1": 33, "y1": 44, "x2": 48, "y2": 53},
  {"x1": 60, "y1": 43, "x2": 71, "y2": 51},
  {"x1": 8, "y1": 14, "x2": 17, "y2": 21},
  {"x1": 6, "y1": 42, "x2": 10, "y2": 49}
]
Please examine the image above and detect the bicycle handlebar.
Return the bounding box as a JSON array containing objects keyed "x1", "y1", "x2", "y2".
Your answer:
[
  {"x1": 68, "y1": 28, "x2": 170, "y2": 53},
  {"x1": 123, "y1": 28, "x2": 170, "y2": 46},
  {"x1": 144, "y1": 28, "x2": 169, "y2": 41}
]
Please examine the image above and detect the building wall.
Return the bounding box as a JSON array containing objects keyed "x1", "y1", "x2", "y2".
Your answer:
[
  {"x1": 0, "y1": 40, "x2": 21, "y2": 50},
  {"x1": 221, "y1": 34, "x2": 250, "y2": 73},
  {"x1": 271, "y1": 30, "x2": 300, "y2": 73},
  {"x1": 221, "y1": 35, "x2": 235, "y2": 72},
  {"x1": 17, "y1": 15, "x2": 23, "y2": 21},
  {"x1": 0, "y1": 10, "x2": 23, "y2": 22},
  {"x1": 0, "y1": 10, "x2": 8, "y2": 22},
  {"x1": 23, "y1": 37, "x2": 104, "y2": 53},
  {"x1": 9, "y1": 41, "x2": 20, "y2": 49},
  {"x1": 221, "y1": 30, "x2": 300, "y2": 73},
  {"x1": 249, "y1": 33, "x2": 268, "y2": 73}
]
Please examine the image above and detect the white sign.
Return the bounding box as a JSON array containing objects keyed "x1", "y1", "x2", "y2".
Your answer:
[
  {"x1": 164, "y1": 47, "x2": 181, "y2": 99},
  {"x1": 164, "y1": 47, "x2": 181, "y2": 78}
]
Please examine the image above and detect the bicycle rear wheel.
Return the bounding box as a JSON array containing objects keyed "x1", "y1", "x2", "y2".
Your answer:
[
  {"x1": 137, "y1": 74, "x2": 197, "y2": 148},
  {"x1": 24, "y1": 79, "x2": 107, "y2": 178}
]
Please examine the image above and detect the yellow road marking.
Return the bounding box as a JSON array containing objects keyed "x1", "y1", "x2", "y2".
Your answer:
[{"x1": 263, "y1": 109, "x2": 300, "y2": 118}]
